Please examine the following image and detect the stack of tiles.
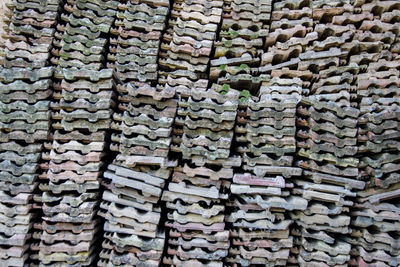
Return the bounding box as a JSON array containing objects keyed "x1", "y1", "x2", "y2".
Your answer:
[
  {"x1": 293, "y1": 98, "x2": 364, "y2": 267},
  {"x1": 297, "y1": 0, "x2": 361, "y2": 174},
  {"x1": 349, "y1": 1, "x2": 400, "y2": 265},
  {"x1": 40, "y1": 68, "x2": 117, "y2": 266},
  {"x1": 98, "y1": 83, "x2": 177, "y2": 267},
  {"x1": 356, "y1": 1, "x2": 400, "y2": 191},
  {"x1": 237, "y1": 80, "x2": 301, "y2": 160},
  {"x1": 228, "y1": 89, "x2": 307, "y2": 266},
  {"x1": 259, "y1": 0, "x2": 315, "y2": 75},
  {"x1": 288, "y1": 2, "x2": 369, "y2": 265},
  {"x1": 157, "y1": 0, "x2": 223, "y2": 151},
  {"x1": 98, "y1": 164, "x2": 168, "y2": 267},
  {"x1": 162, "y1": 162, "x2": 233, "y2": 267},
  {"x1": 158, "y1": 0, "x2": 222, "y2": 88},
  {"x1": 0, "y1": 0, "x2": 60, "y2": 265},
  {"x1": 296, "y1": 0, "x2": 357, "y2": 78},
  {"x1": 53, "y1": 0, "x2": 118, "y2": 69},
  {"x1": 38, "y1": 0, "x2": 118, "y2": 265},
  {"x1": 108, "y1": 0, "x2": 169, "y2": 84},
  {"x1": 294, "y1": 70, "x2": 364, "y2": 266},
  {"x1": 348, "y1": 187, "x2": 400, "y2": 266},
  {"x1": 387, "y1": 1, "x2": 400, "y2": 56},
  {"x1": 259, "y1": 0, "x2": 317, "y2": 112},
  {"x1": 210, "y1": 0, "x2": 272, "y2": 95},
  {"x1": 357, "y1": 63, "x2": 399, "y2": 189},
  {"x1": 310, "y1": 0, "x2": 363, "y2": 109},
  {"x1": 177, "y1": 85, "x2": 238, "y2": 161},
  {"x1": 162, "y1": 86, "x2": 240, "y2": 266},
  {"x1": 0, "y1": 0, "x2": 12, "y2": 42},
  {"x1": 111, "y1": 83, "x2": 177, "y2": 162}
]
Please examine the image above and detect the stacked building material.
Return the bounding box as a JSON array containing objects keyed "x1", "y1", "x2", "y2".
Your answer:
[
  {"x1": 227, "y1": 88, "x2": 307, "y2": 266},
  {"x1": 293, "y1": 96, "x2": 364, "y2": 266},
  {"x1": 259, "y1": 0, "x2": 315, "y2": 75},
  {"x1": 162, "y1": 86, "x2": 240, "y2": 266},
  {"x1": 39, "y1": 68, "x2": 116, "y2": 266},
  {"x1": 1, "y1": 0, "x2": 400, "y2": 266},
  {"x1": 98, "y1": 83, "x2": 177, "y2": 266},
  {"x1": 348, "y1": 1, "x2": 400, "y2": 265},
  {"x1": 157, "y1": 0, "x2": 224, "y2": 157},
  {"x1": 292, "y1": 40, "x2": 364, "y2": 267},
  {"x1": 158, "y1": 0, "x2": 222, "y2": 89},
  {"x1": 52, "y1": 0, "x2": 118, "y2": 70},
  {"x1": 94, "y1": 1, "x2": 172, "y2": 265},
  {"x1": 37, "y1": 0, "x2": 119, "y2": 265},
  {"x1": 177, "y1": 85, "x2": 237, "y2": 161},
  {"x1": 240, "y1": 80, "x2": 302, "y2": 159},
  {"x1": 108, "y1": 0, "x2": 169, "y2": 84},
  {"x1": 0, "y1": 0, "x2": 12, "y2": 44},
  {"x1": 111, "y1": 83, "x2": 177, "y2": 161},
  {"x1": 387, "y1": 1, "x2": 400, "y2": 56},
  {"x1": 209, "y1": 0, "x2": 272, "y2": 95},
  {"x1": 356, "y1": 3, "x2": 399, "y2": 192},
  {"x1": 158, "y1": 2, "x2": 238, "y2": 265},
  {"x1": 288, "y1": 2, "x2": 374, "y2": 265},
  {"x1": 162, "y1": 162, "x2": 233, "y2": 267},
  {"x1": 348, "y1": 189, "x2": 400, "y2": 267},
  {"x1": 0, "y1": 0, "x2": 61, "y2": 265},
  {"x1": 311, "y1": 0, "x2": 368, "y2": 109}
]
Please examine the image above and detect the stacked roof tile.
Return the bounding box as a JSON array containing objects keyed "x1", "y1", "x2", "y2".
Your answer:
[
  {"x1": 37, "y1": 0, "x2": 119, "y2": 265},
  {"x1": 0, "y1": 0, "x2": 62, "y2": 265},
  {"x1": 0, "y1": 0, "x2": 398, "y2": 266}
]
